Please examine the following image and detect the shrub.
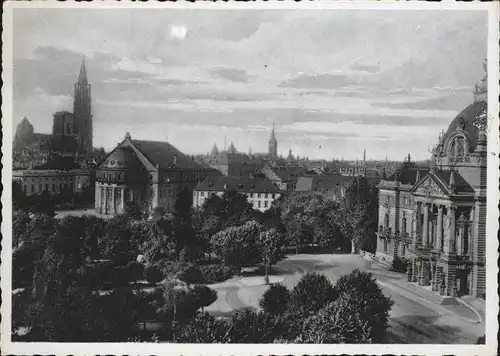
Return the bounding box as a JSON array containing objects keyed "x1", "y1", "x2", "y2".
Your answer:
[
  {"x1": 125, "y1": 261, "x2": 144, "y2": 282},
  {"x1": 301, "y1": 293, "x2": 373, "y2": 343},
  {"x1": 290, "y1": 273, "x2": 336, "y2": 316},
  {"x1": 333, "y1": 269, "x2": 394, "y2": 342},
  {"x1": 199, "y1": 265, "x2": 235, "y2": 284},
  {"x1": 111, "y1": 266, "x2": 134, "y2": 287},
  {"x1": 390, "y1": 257, "x2": 409, "y2": 273},
  {"x1": 259, "y1": 283, "x2": 290, "y2": 315},
  {"x1": 476, "y1": 335, "x2": 485, "y2": 344},
  {"x1": 190, "y1": 285, "x2": 218, "y2": 310},
  {"x1": 177, "y1": 265, "x2": 204, "y2": 285},
  {"x1": 144, "y1": 265, "x2": 164, "y2": 284}
]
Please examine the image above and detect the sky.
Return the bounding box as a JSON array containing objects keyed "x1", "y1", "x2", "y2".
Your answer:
[{"x1": 12, "y1": 9, "x2": 487, "y2": 160}]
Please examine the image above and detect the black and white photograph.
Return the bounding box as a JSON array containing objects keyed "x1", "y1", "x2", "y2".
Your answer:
[{"x1": 1, "y1": 2, "x2": 499, "y2": 355}]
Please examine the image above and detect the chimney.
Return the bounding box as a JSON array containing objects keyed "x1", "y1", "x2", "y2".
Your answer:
[{"x1": 125, "y1": 132, "x2": 131, "y2": 140}]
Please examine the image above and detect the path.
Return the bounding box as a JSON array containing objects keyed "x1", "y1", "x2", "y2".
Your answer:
[{"x1": 205, "y1": 253, "x2": 484, "y2": 344}]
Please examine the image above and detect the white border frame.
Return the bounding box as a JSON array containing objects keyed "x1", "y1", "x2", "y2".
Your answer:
[{"x1": 2, "y1": 1, "x2": 499, "y2": 355}]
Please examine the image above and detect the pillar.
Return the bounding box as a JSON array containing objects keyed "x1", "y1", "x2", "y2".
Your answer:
[
  {"x1": 421, "y1": 261, "x2": 430, "y2": 286},
  {"x1": 444, "y1": 205, "x2": 456, "y2": 255},
  {"x1": 121, "y1": 187, "x2": 125, "y2": 213},
  {"x1": 457, "y1": 226, "x2": 463, "y2": 256},
  {"x1": 423, "y1": 203, "x2": 429, "y2": 246},
  {"x1": 95, "y1": 184, "x2": 100, "y2": 212},
  {"x1": 437, "y1": 205, "x2": 443, "y2": 250},
  {"x1": 111, "y1": 186, "x2": 116, "y2": 214}
]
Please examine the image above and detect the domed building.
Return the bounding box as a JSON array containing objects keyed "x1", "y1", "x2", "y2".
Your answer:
[
  {"x1": 95, "y1": 132, "x2": 221, "y2": 216},
  {"x1": 376, "y1": 78, "x2": 488, "y2": 299}
]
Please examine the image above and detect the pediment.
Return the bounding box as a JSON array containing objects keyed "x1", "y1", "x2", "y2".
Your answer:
[{"x1": 411, "y1": 175, "x2": 449, "y2": 198}]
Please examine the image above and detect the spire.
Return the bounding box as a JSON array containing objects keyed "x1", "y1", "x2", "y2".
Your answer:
[
  {"x1": 270, "y1": 121, "x2": 276, "y2": 141},
  {"x1": 210, "y1": 143, "x2": 219, "y2": 156},
  {"x1": 78, "y1": 57, "x2": 88, "y2": 85}
]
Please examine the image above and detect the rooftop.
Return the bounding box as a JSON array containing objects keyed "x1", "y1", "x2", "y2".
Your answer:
[{"x1": 195, "y1": 176, "x2": 280, "y2": 193}]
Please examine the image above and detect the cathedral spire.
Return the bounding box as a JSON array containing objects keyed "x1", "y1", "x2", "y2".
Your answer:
[{"x1": 78, "y1": 57, "x2": 88, "y2": 85}]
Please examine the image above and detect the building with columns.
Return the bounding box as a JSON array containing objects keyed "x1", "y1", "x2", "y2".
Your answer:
[
  {"x1": 94, "y1": 132, "x2": 221, "y2": 216},
  {"x1": 375, "y1": 92, "x2": 488, "y2": 298}
]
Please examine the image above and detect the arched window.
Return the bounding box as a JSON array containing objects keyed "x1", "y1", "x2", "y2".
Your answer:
[
  {"x1": 384, "y1": 213, "x2": 390, "y2": 228},
  {"x1": 402, "y1": 217, "x2": 407, "y2": 234}
]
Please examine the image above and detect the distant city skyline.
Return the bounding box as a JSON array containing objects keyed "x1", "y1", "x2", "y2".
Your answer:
[{"x1": 13, "y1": 9, "x2": 486, "y2": 160}]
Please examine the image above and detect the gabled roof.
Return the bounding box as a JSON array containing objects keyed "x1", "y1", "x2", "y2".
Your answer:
[
  {"x1": 195, "y1": 176, "x2": 280, "y2": 193},
  {"x1": 295, "y1": 175, "x2": 355, "y2": 192},
  {"x1": 432, "y1": 170, "x2": 474, "y2": 193},
  {"x1": 128, "y1": 139, "x2": 212, "y2": 170},
  {"x1": 410, "y1": 169, "x2": 474, "y2": 196},
  {"x1": 387, "y1": 163, "x2": 430, "y2": 185}
]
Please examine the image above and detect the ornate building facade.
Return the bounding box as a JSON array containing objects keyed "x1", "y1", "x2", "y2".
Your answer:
[
  {"x1": 94, "y1": 132, "x2": 221, "y2": 216},
  {"x1": 376, "y1": 94, "x2": 488, "y2": 298}
]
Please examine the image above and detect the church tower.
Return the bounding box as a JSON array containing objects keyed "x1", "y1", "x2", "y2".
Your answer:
[
  {"x1": 268, "y1": 122, "x2": 278, "y2": 158},
  {"x1": 74, "y1": 58, "x2": 93, "y2": 154}
]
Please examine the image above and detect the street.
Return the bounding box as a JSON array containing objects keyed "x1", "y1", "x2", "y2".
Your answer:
[{"x1": 205, "y1": 253, "x2": 484, "y2": 344}]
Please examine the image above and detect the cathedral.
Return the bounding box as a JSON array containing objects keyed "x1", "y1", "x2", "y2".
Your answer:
[
  {"x1": 375, "y1": 70, "x2": 488, "y2": 299},
  {"x1": 51, "y1": 59, "x2": 93, "y2": 155},
  {"x1": 13, "y1": 59, "x2": 94, "y2": 166}
]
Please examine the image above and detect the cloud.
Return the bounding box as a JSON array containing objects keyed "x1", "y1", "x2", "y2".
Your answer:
[
  {"x1": 211, "y1": 67, "x2": 249, "y2": 83},
  {"x1": 11, "y1": 8, "x2": 487, "y2": 159},
  {"x1": 279, "y1": 73, "x2": 357, "y2": 89},
  {"x1": 371, "y1": 92, "x2": 473, "y2": 111},
  {"x1": 350, "y1": 62, "x2": 380, "y2": 74}
]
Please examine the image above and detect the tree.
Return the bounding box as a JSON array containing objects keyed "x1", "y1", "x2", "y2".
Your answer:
[
  {"x1": 177, "y1": 312, "x2": 230, "y2": 343},
  {"x1": 124, "y1": 201, "x2": 142, "y2": 220},
  {"x1": 172, "y1": 187, "x2": 197, "y2": 258},
  {"x1": 257, "y1": 228, "x2": 284, "y2": 283},
  {"x1": 210, "y1": 220, "x2": 262, "y2": 273},
  {"x1": 144, "y1": 265, "x2": 164, "y2": 284},
  {"x1": 140, "y1": 220, "x2": 176, "y2": 266},
  {"x1": 225, "y1": 308, "x2": 281, "y2": 343},
  {"x1": 190, "y1": 285, "x2": 218, "y2": 311},
  {"x1": 290, "y1": 273, "x2": 336, "y2": 316},
  {"x1": 259, "y1": 283, "x2": 290, "y2": 315},
  {"x1": 300, "y1": 294, "x2": 373, "y2": 343},
  {"x1": 98, "y1": 216, "x2": 134, "y2": 265},
  {"x1": 333, "y1": 269, "x2": 394, "y2": 342}
]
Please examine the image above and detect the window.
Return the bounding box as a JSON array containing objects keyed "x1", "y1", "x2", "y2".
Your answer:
[
  {"x1": 31, "y1": 185, "x2": 35, "y2": 193},
  {"x1": 404, "y1": 197, "x2": 409, "y2": 206},
  {"x1": 23, "y1": 185, "x2": 27, "y2": 194},
  {"x1": 52, "y1": 184, "x2": 56, "y2": 191},
  {"x1": 258, "y1": 201, "x2": 261, "y2": 208},
  {"x1": 402, "y1": 217, "x2": 407, "y2": 234},
  {"x1": 264, "y1": 201, "x2": 269, "y2": 208},
  {"x1": 383, "y1": 239, "x2": 388, "y2": 253},
  {"x1": 45, "y1": 184, "x2": 49, "y2": 191},
  {"x1": 38, "y1": 184, "x2": 42, "y2": 192}
]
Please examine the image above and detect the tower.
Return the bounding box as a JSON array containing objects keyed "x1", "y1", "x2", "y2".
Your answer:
[
  {"x1": 74, "y1": 58, "x2": 93, "y2": 154},
  {"x1": 268, "y1": 122, "x2": 278, "y2": 158}
]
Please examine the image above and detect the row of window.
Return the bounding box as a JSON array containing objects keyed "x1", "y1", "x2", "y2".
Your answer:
[
  {"x1": 198, "y1": 191, "x2": 276, "y2": 199},
  {"x1": 24, "y1": 183, "x2": 72, "y2": 194},
  {"x1": 23, "y1": 176, "x2": 73, "y2": 182}
]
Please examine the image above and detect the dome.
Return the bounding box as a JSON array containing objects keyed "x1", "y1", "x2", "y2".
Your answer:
[
  {"x1": 442, "y1": 100, "x2": 486, "y2": 153},
  {"x1": 99, "y1": 146, "x2": 144, "y2": 170}
]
